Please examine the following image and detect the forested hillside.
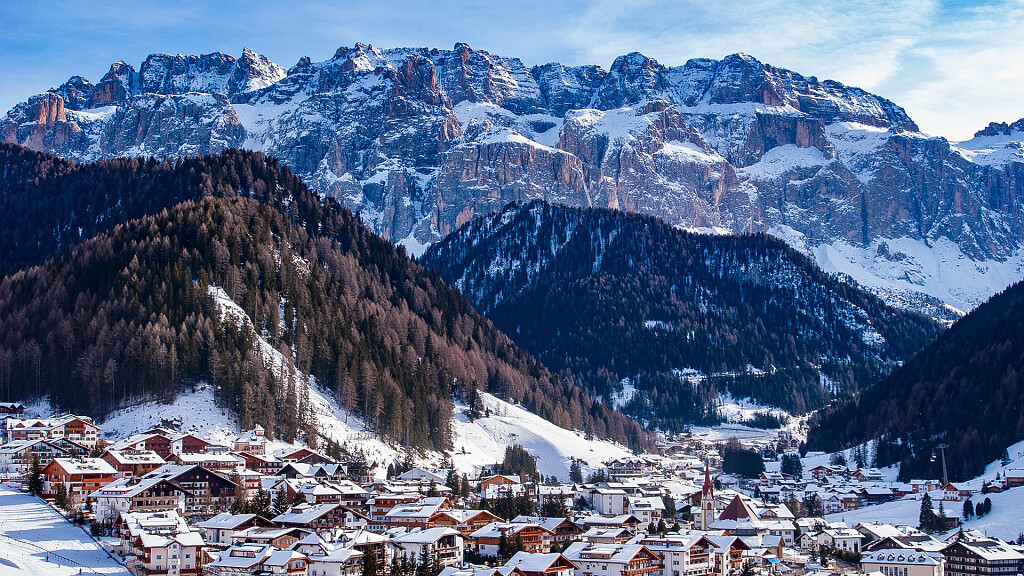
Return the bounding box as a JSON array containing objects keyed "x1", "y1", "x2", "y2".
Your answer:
[
  {"x1": 809, "y1": 279, "x2": 1024, "y2": 481},
  {"x1": 422, "y1": 202, "x2": 942, "y2": 429},
  {"x1": 0, "y1": 146, "x2": 647, "y2": 451}
]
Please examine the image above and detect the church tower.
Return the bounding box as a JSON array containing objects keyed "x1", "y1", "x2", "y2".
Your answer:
[{"x1": 698, "y1": 461, "x2": 716, "y2": 530}]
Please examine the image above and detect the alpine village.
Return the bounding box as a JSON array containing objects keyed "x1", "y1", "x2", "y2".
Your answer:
[{"x1": 2, "y1": 6, "x2": 1024, "y2": 576}]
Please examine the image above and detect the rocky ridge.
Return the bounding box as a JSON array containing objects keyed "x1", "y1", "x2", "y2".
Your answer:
[{"x1": 3, "y1": 43, "x2": 1023, "y2": 316}]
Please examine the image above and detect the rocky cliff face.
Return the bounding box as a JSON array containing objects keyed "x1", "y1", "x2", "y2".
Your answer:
[{"x1": 3, "y1": 44, "x2": 1022, "y2": 315}]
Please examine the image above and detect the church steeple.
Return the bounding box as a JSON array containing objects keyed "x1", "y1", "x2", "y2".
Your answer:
[
  {"x1": 698, "y1": 461, "x2": 716, "y2": 530},
  {"x1": 702, "y1": 461, "x2": 714, "y2": 499}
]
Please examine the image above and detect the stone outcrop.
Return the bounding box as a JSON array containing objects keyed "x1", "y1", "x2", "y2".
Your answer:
[{"x1": 2, "y1": 44, "x2": 1022, "y2": 313}]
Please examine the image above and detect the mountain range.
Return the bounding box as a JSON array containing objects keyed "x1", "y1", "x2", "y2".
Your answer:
[
  {"x1": 421, "y1": 201, "x2": 942, "y2": 429},
  {"x1": 4, "y1": 44, "x2": 1024, "y2": 318}
]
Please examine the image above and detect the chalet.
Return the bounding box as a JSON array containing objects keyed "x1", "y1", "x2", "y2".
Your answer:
[
  {"x1": 233, "y1": 425, "x2": 267, "y2": 455},
  {"x1": 430, "y1": 508, "x2": 504, "y2": 536},
  {"x1": 575, "y1": 514, "x2": 642, "y2": 533},
  {"x1": 563, "y1": 542, "x2": 661, "y2": 576},
  {"x1": 705, "y1": 536, "x2": 751, "y2": 576},
  {"x1": 274, "y1": 503, "x2": 369, "y2": 531},
  {"x1": 93, "y1": 476, "x2": 191, "y2": 523},
  {"x1": 143, "y1": 464, "x2": 238, "y2": 516},
  {"x1": 382, "y1": 496, "x2": 451, "y2": 530},
  {"x1": 639, "y1": 534, "x2": 716, "y2": 576},
  {"x1": 231, "y1": 526, "x2": 312, "y2": 550},
  {"x1": 504, "y1": 552, "x2": 579, "y2": 576},
  {"x1": 118, "y1": 510, "x2": 205, "y2": 576},
  {"x1": 205, "y1": 543, "x2": 276, "y2": 576},
  {"x1": 174, "y1": 451, "x2": 243, "y2": 472},
  {"x1": 803, "y1": 527, "x2": 863, "y2": 553},
  {"x1": 262, "y1": 550, "x2": 312, "y2": 575},
  {"x1": 853, "y1": 468, "x2": 886, "y2": 483},
  {"x1": 170, "y1": 433, "x2": 211, "y2": 455},
  {"x1": 289, "y1": 533, "x2": 365, "y2": 576},
  {"x1": 808, "y1": 465, "x2": 848, "y2": 482},
  {"x1": 200, "y1": 512, "x2": 278, "y2": 546},
  {"x1": 909, "y1": 479, "x2": 942, "y2": 494},
  {"x1": 391, "y1": 527, "x2": 464, "y2": 568},
  {"x1": 537, "y1": 485, "x2": 576, "y2": 509},
  {"x1": 130, "y1": 528, "x2": 205, "y2": 576},
  {"x1": 118, "y1": 509, "x2": 189, "y2": 550},
  {"x1": 0, "y1": 402, "x2": 25, "y2": 416},
  {"x1": 368, "y1": 493, "x2": 423, "y2": 527},
  {"x1": 478, "y1": 474, "x2": 525, "y2": 499},
  {"x1": 942, "y1": 538, "x2": 1024, "y2": 576},
  {"x1": 471, "y1": 522, "x2": 553, "y2": 556},
  {"x1": 512, "y1": 516, "x2": 584, "y2": 546},
  {"x1": 582, "y1": 527, "x2": 633, "y2": 544},
  {"x1": 0, "y1": 437, "x2": 85, "y2": 476},
  {"x1": 862, "y1": 549, "x2": 945, "y2": 576},
  {"x1": 277, "y1": 447, "x2": 321, "y2": 463},
  {"x1": 102, "y1": 448, "x2": 166, "y2": 478},
  {"x1": 628, "y1": 496, "x2": 665, "y2": 524},
  {"x1": 759, "y1": 472, "x2": 785, "y2": 487},
  {"x1": 863, "y1": 486, "x2": 896, "y2": 504},
  {"x1": 940, "y1": 483, "x2": 973, "y2": 501},
  {"x1": 238, "y1": 451, "x2": 284, "y2": 476},
  {"x1": 113, "y1": 432, "x2": 174, "y2": 460},
  {"x1": 43, "y1": 456, "x2": 117, "y2": 504},
  {"x1": 1004, "y1": 469, "x2": 1024, "y2": 488},
  {"x1": 398, "y1": 467, "x2": 447, "y2": 484},
  {"x1": 6, "y1": 414, "x2": 101, "y2": 448}
]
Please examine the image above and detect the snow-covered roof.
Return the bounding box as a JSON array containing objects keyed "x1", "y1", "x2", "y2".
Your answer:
[
  {"x1": 274, "y1": 503, "x2": 341, "y2": 525},
  {"x1": 50, "y1": 457, "x2": 116, "y2": 475},
  {"x1": 864, "y1": 550, "x2": 940, "y2": 566},
  {"x1": 103, "y1": 449, "x2": 165, "y2": 466},
  {"x1": 472, "y1": 522, "x2": 546, "y2": 539},
  {"x1": 563, "y1": 542, "x2": 654, "y2": 565},
  {"x1": 209, "y1": 543, "x2": 275, "y2": 568},
  {"x1": 94, "y1": 477, "x2": 187, "y2": 499},
  {"x1": 200, "y1": 512, "x2": 259, "y2": 529},
  {"x1": 392, "y1": 527, "x2": 461, "y2": 544},
  {"x1": 505, "y1": 551, "x2": 578, "y2": 572}
]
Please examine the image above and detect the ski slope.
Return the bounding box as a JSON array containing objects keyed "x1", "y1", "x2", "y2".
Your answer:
[{"x1": 0, "y1": 483, "x2": 129, "y2": 576}]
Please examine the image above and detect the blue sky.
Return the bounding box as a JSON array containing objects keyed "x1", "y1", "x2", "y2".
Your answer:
[{"x1": 1, "y1": 0, "x2": 1021, "y2": 140}]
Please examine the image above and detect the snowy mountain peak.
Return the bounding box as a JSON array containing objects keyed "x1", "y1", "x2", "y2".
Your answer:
[{"x1": 4, "y1": 43, "x2": 1023, "y2": 316}]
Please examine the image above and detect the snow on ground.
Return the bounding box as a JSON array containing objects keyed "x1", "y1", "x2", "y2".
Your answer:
[
  {"x1": 688, "y1": 393, "x2": 804, "y2": 445},
  {"x1": 954, "y1": 133, "x2": 1024, "y2": 168},
  {"x1": 102, "y1": 285, "x2": 638, "y2": 481},
  {"x1": 818, "y1": 439, "x2": 1024, "y2": 539},
  {"x1": 0, "y1": 483, "x2": 129, "y2": 576},
  {"x1": 450, "y1": 392, "x2": 634, "y2": 481},
  {"x1": 100, "y1": 386, "x2": 240, "y2": 446},
  {"x1": 810, "y1": 234, "x2": 1024, "y2": 315}
]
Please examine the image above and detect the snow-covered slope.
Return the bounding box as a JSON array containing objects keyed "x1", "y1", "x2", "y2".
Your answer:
[
  {"x1": 0, "y1": 484, "x2": 129, "y2": 575},
  {"x1": 451, "y1": 392, "x2": 634, "y2": 480},
  {"x1": 822, "y1": 438, "x2": 1024, "y2": 541},
  {"x1": 101, "y1": 284, "x2": 635, "y2": 480}
]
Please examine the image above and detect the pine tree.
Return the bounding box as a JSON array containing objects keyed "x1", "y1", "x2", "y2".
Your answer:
[
  {"x1": 497, "y1": 529, "x2": 511, "y2": 561},
  {"x1": 273, "y1": 487, "x2": 289, "y2": 515},
  {"x1": 963, "y1": 498, "x2": 974, "y2": 521},
  {"x1": 54, "y1": 483, "x2": 69, "y2": 510},
  {"x1": 27, "y1": 455, "x2": 43, "y2": 495},
  {"x1": 918, "y1": 493, "x2": 941, "y2": 531},
  {"x1": 569, "y1": 458, "x2": 583, "y2": 483},
  {"x1": 362, "y1": 546, "x2": 378, "y2": 576}
]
